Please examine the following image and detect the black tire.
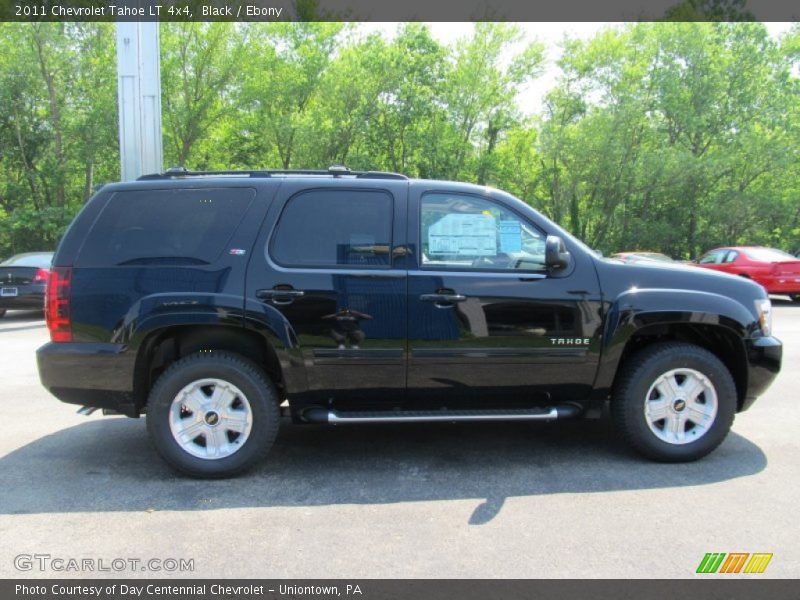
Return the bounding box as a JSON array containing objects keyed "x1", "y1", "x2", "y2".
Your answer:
[
  {"x1": 611, "y1": 342, "x2": 736, "y2": 462},
  {"x1": 791, "y1": 294, "x2": 800, "y2": 303},
  {"x1": 0, "y1": 309, "x2": 6, "y2": 318},
  {"x1": 146, "y1": 351, "x2": 280, "y2": 478}
]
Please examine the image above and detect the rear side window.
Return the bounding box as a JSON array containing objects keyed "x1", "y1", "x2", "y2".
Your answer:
[
  {"x1": 270, "y1": 189, "x2": 393, "y2": 268},
  {"x1": 77, "y1": 188, "x2": 255, "y2": 266}
]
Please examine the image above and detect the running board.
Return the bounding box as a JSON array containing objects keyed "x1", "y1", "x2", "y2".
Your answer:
[{"x1": 302, "y1": 404, "x2": 582, "y2": 424}]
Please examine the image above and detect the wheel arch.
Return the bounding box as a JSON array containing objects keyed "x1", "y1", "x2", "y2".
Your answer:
[
  {"x1": 609, "y1": 322, "x2": 748, "y2": 409},
  {"x1": 594, "y1": 289, "x2": 756, "y2": 411},
  {"x1": 132, "y1": 323, "x2": 286, "y2": 409}
]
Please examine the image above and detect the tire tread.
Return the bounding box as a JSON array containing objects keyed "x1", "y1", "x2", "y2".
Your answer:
[
  {"x1": 611, "y1": 341, "x2": 736, "y2": 462},
  {"x1": 146, "y1": 350, "x2": 280, "y2": 478}
]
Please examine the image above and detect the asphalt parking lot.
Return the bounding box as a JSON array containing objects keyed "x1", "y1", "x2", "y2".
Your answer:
[{"x1": 0, "y1": 300, "x2": 798, "y2": 579}]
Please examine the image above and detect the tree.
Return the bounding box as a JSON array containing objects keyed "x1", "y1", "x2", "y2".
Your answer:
[
  {"x1": 537, "y1": 22, "x2": 796, "y2": 257},
  {"x1": 0, "y1": 22, "x2": 798, "y2": 260},
  {"x1": 238, "y1": 22, "x2": 345, "y2": 169},
  {"x1": 160, "y1": 23, "x2": 246, "y2": 168}
]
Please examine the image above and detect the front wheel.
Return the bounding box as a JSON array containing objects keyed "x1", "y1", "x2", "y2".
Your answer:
[
  {"x1": 146, "y1": 351, "x2": 280, "y2": 478},
  {"x1": 612, "y1": 342, "x2": 736, "y2": 462}
]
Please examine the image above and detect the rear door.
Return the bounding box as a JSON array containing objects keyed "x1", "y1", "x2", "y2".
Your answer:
[
  {"x1": 246, "y1": 179, "x2": 409, "y2": 409},
  {"x1": 406, "y1": 187, "x2": 603, "y2": 409}
]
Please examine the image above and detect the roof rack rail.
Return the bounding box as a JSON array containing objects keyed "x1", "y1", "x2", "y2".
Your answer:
[
  {"x1": 137, "y1": 165, "x2": 408, "y2": 181},
  {"x1": 137, "y1": 168, "x2": 273, "y2": 181}
]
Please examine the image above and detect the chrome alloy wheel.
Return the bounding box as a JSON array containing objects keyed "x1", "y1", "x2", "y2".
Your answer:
[
  {"x1": 644, "y1": 368, "x2": 718, "y2": 445},
  {"x1": 168, "y1": 378, "x2": 253, "y2": 460}
]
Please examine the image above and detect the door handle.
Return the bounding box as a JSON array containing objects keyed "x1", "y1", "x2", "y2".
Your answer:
[
  {"x1": 420, "y1": 293, "x2": 467, "y2": 307},
  {"x1": 256, "y1": 288, "x2": 305, "y2": 305}
]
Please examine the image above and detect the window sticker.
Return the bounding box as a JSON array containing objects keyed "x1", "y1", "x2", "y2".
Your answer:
[
  {"x1": 428, "y1": 213, "x2": 497, "y2": 256},
  {"x1": 498, "y1": 220, "x2": 522, "y2": 253}
]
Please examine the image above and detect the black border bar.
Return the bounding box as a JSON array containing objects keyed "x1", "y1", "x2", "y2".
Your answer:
[{"x1": 4, "y1": 579, "x2": 800, "y2": 600}]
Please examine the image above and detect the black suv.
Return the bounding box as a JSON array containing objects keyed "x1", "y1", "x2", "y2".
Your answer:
[{"x1": 37, "y1": 167, "x2": 782, "y2": 477}]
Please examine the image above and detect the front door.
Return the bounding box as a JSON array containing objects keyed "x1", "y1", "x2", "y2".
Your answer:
[
  {"x1": 407, "y1": 189, "x2": 602, "y2": 409},
  {"x1": 247, "y1": 180, "x2": 408, "y2": 410}
]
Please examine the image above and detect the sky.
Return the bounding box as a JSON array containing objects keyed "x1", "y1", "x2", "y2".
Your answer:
[{"x1": 358, "y1": 22, "x2": 796, "y2": 115}]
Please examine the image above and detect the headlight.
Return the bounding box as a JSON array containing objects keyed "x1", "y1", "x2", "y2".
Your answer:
[{"x1": 755, "y1": 298, "x2": 772, "y2": 336}]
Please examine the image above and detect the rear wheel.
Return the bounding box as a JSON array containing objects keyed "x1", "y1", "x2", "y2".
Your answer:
[
  {"x1": 146, "y1": 351, "x2": 280, "y2": 478},
  {"x1": 612, "y1": 342, "x2": 736, "y2": 462}
]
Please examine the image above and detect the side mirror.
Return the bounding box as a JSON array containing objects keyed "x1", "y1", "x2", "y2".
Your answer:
[{"x1": 545, "y1": 235, "x2": 571, "y2": 270}]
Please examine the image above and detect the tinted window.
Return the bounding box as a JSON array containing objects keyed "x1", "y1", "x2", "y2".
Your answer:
[
  {"x1": 420, "y1": 193, "x2": 546, "y2": 271},
  {"x1": 271, "y1": 189, "x2": 393, "y2": 268},
  {"x1": 77, "y1": 188, "x2": 255, "y2": 266}
]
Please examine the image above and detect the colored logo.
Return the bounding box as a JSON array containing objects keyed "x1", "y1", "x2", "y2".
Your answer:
[{"x1": 696, "y1": 552, "x2": 773, "y2": 574}]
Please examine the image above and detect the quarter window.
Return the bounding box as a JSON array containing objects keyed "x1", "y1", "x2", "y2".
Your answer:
[
  {"x1": 77, "y1": 188, "x2": 255, "y2": 266},
  {"x1": 723, "y1": 250, "x2": 738, "y2": 263},
  {"x1": 420, "y1": 193, "x2": 546, "y2": 271},
  {"x1": 271, "y1": 189, "x2": 393, "y2": 268}
]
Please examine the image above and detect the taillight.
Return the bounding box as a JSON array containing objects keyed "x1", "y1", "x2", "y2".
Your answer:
[
  {"x1": 34, "y1": 268, "x2": 49, "y2": 283},
  {"x1": 46, "y1": 267, "x2": 72, "y2": 342}
]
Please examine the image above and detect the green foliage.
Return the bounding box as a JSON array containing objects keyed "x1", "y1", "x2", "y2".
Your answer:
[
  {"x1": 0, "y1": 22, "x2": 797, "y2": 259},
  {"x1": 0, "y1": 22, "x2": 118, "y2": 257},
  {"x1": 538, "y1": 22, "x2": 799, "y2": 257}
]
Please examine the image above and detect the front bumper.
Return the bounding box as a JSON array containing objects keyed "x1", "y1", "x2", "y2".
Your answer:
[
  {"x1": 740, "y1": 335, "x2": 782, "y2": 411},
  {"x1": 36, "y1": 342, "x2": 140, "y2": 416}
]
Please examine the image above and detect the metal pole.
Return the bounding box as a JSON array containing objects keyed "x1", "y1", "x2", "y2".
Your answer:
[{"x1": 116, "y1": 20, "x2": 163, "y2": 181}]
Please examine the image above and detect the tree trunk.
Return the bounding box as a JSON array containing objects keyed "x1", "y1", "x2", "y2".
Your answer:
[
  {"x1": 12, "y1": 106, "x2": 41, "y2": 210},
  {"x1": 32, "y1": 25, "x2": 66, "y2": 208},
  {"x1": 178, "y1": 138, "x2": 193, "y2": 166},
  {"x1": 477, "y1": 122, "x2": 500, "y2": 186},
  {"x1": 83, "y1": 162, "x2": 94, "y2": 202}
]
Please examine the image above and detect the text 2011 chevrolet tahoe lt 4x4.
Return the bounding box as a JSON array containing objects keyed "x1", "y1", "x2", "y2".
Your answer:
[{"x1": 37, "y1": 167, "x2": 782, "y2": 478}]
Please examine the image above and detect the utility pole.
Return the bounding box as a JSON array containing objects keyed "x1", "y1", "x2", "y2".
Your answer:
[{"x1": 116, "y1": 21, "x2": 163, "y2": 181}]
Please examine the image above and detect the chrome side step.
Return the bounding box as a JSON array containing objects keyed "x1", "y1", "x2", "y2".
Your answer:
[
  {"x1": 328, "y1": 408, "x2": 557, "y2": 423},
  {"x1": 303, "y1": 404, "x2": 582, "y2": 424}
]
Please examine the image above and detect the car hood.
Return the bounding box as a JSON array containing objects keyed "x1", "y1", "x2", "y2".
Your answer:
[{"x1": 595, "y1": 257, "x2": 767, "y2": 307}]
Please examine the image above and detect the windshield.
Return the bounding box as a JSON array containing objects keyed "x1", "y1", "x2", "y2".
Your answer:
[
  {"x1": 0, "y1": 253, "x2": 53, "y2": 268},
  {"x1": 743, "y1": 248, "x2": 795, "y2": 262},
  {"x1": 635, "y1": 253, "x2": 673, "y2": 262}
]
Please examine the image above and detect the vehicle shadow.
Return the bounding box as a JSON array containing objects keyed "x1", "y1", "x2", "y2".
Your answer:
[
  {"x1": 0, "y1": 310, "x2": 45, "y2": 333},
  {"x1": 770, "y1": 295, "x2": 797, "y2": 306},
  {"x1": 0, "y1": 417, "x2": 767, "y2": 524}
]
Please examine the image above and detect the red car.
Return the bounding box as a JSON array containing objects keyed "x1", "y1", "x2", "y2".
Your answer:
[{"x1": 694, "y1": 246, "x2": 800, "y2": 301}]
